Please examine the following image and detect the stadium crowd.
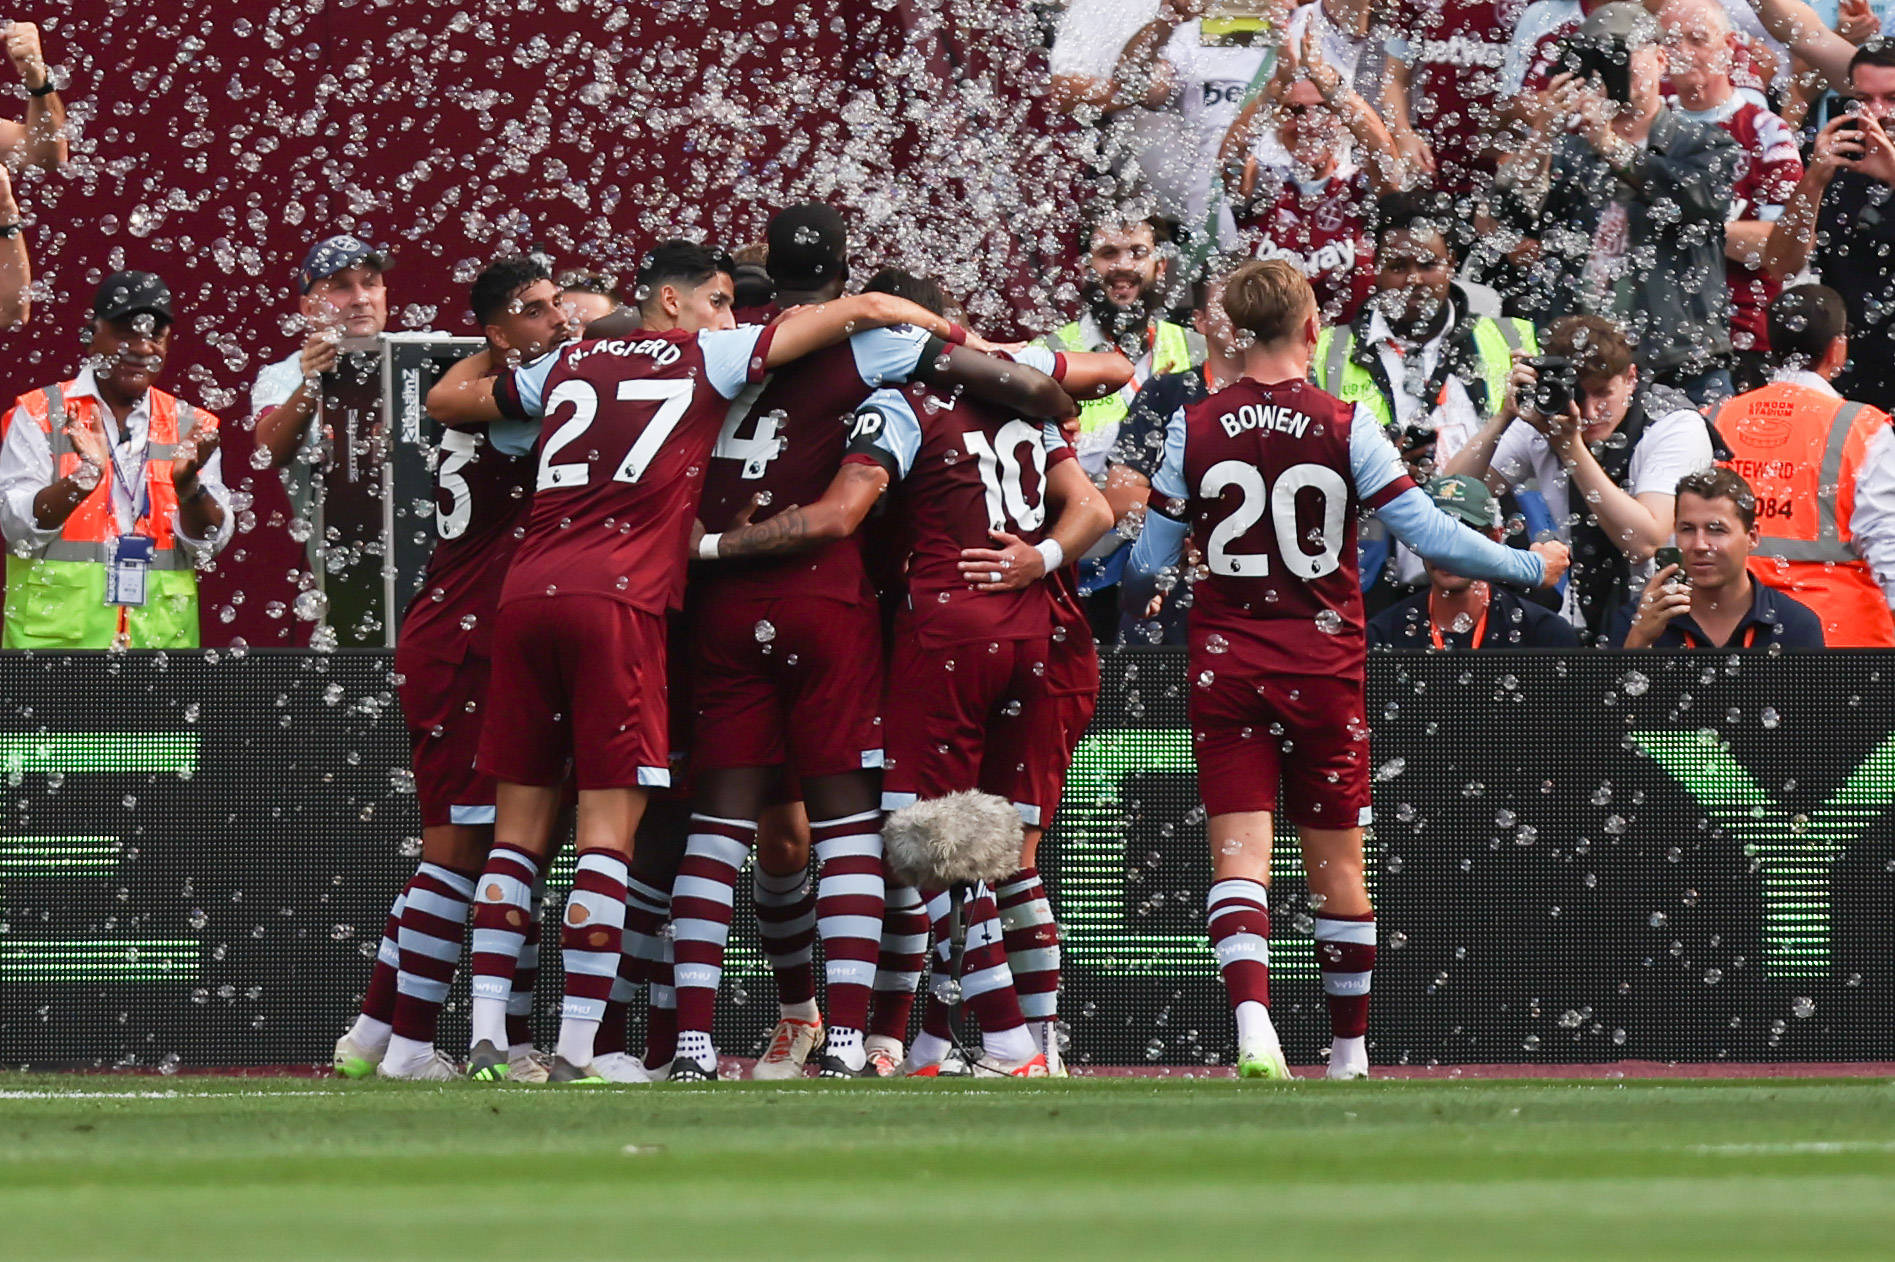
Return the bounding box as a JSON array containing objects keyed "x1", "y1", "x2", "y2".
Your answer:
[{"x1": 3, "y1": 2, "x2": 1895, "y2": 1081}]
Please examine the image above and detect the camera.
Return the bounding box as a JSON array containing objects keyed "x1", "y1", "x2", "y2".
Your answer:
[
  {"x1": 1523, "y1": 355, "x2": 1578, "y2": 419},
  {"x1": 1561, "y1": 33, "x2": 1634, "y2": 106}
]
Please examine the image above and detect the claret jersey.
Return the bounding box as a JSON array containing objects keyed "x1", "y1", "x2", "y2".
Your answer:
[{"x1": 494, "y1": 325, "x2": 771, "y2": 613}]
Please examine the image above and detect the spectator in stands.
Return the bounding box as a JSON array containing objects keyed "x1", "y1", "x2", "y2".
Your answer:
[
  {"x1": 1659, "y1": 0, "x2": 1804, "y2": 391},
  {"x1": 1369, "y1": 475, "x2": 1582, "y2": 647},
  {"x1": 1106, "y1": 1, "x2": 1278, "y2": 235},
  {"x1": 1447, "y1": 314, "x2": 1719, "y2": 638},
  {"x1": 0, "y1": 20, "x2": 66, "y2": 170},
  {"x1": 1220, "y1": 24, "x2": 1412, "y2": 325},
  {"x1": 1494, "y1": 3, "x2": 1742, "y2": 405},
  {"x1": 0, "y1": 273, "x2": 231, "y2": 648},
  {"x1": 251, "y1": 234, "x2": 395, "y2": 647},
  {"x1": 553, "y1": 271, "x2": 620, "y2": 330},
  {"x1": 1381, "y1": 0, "x2": 1521, "y2": 196},
  {"x1": 1712, "y1": 284, "x2": 1895, "y2": 644},
  {"x1": 1763, "y1": 39, "x2": 1895, "y2": 413},
  {"x1": 1610, "y1": 467, "x2": 1825, "y2": 646},
  {"x1": 1310, "y1": 196, "x2": 1536, "y2": 607}
]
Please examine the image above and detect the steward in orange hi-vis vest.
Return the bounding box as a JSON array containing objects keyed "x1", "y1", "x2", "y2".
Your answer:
[{"x1": 1716, "y1": 371, "x2": 1895, "y2": 647}]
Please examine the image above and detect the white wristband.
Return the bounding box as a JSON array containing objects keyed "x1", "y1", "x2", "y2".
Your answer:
[
  {"x1": 1035, "y1": 538, "x2": 1065, "y2": 573},
  {"x1": 697, "y1": 532, "x2": 723, "y2": 561}
]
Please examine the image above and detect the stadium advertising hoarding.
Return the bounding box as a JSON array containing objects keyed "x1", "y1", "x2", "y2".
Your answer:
[{"x1": 1, "y1": 649, "x2": 1889, "y2": 1069}]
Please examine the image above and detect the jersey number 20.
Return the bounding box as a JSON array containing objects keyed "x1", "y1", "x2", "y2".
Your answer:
[{"x1": 1200, "y1": 459, "x2": 1348, "y2": 579}]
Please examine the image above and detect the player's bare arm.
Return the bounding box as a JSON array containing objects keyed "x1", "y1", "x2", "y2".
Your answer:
[
  {"x1": 1050, "y1": 350, "x2": 1135, "y2": 401},
  {"x1": 923, "y1": 345, "x2": 1078, "y2": 421},
  {"x1": 704, "y1": 461, "x2": 890, "y2": 561},
  {"x1": 763, "y1": 293, "x2": 959, "y2": 369},
  {"x1": 958, "y1": 457, "x2": 1114, "y2": 592},
  {"x1": 425, "y1": 347, "x2": 502, "y2": 425}
]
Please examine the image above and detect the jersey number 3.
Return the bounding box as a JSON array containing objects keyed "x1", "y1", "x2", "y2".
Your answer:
[
  {"x1": 537, "y1": 378, "x2": 694, "y2": 493},
  {"x1": 1200, "y1": 459, "x2": 1348, "y2": 579}
]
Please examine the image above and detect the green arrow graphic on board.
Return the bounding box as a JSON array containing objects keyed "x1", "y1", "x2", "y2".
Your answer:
[
  {"x1": 1633, "y1": 730, "x2": 1895, "y2": 978},
  {"x1": 0, "y1": 734, "x2": 204, "y2": 982}
]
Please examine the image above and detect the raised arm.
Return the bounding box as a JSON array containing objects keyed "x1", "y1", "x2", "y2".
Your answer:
[
  {"x1": 424, "y1": 347, "x2": 502, "y2": 427},
  {"x1": 1744, "y1": 0, "x2": 1857, "y2": 91},
  {"x1": 764, "y1": 294, "x2": 959, "y2": 369},
  {"x1": 0, "y1": 23, "x2": 66, "y2": 171},
  {"x1": 0, "y1": 166, "x2": 29, "y2": 327},
  {"x1": 923, "y1": 346, "x2": 1078, "y2": 422}
]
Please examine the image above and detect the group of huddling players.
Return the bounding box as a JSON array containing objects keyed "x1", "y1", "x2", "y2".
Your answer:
[{"x1": 329, "y1": 195, "x2": 1570, "y2": 1086}]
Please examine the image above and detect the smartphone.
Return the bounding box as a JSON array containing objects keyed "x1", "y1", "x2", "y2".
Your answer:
[{"x1": 1654, "y1": 546, "x2": 1688, "y2": 585}]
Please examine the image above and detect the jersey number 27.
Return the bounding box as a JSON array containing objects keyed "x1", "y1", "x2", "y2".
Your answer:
[{"x1": 537, "y1": 378, "x2": 694, "y2": 492}]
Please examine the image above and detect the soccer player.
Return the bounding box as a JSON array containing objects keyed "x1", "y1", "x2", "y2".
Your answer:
[
  {"x1": 426, "y1": 241, "x2": 964, "y2": 1083},
  {"x1": 680, "y1": 235, "x2": 1105, "y2": 1080},
  {"x1": 333, "y1": 255, "x2": 570, "y2": 1082},
  {"x1": 1122, "y1": 260, "x2": 1569, "y2": 1080},
  {"x1": 713, "y1": 271, "x2": 1114, "y2": 1075}
]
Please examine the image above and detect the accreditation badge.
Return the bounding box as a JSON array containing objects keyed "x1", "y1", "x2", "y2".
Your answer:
[{"x1": 106, "y1": 534, "x2": 154, "y2": 607}]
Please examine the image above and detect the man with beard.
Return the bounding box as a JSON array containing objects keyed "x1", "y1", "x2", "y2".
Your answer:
[
  {"x1": 0, "y1": 272, "x2": 231, "y2": 647},
  {"x1": 1039, "y1": 209, "x2": 1205, "y2": 631},
  {"x1": 1310, "y1": 197, "x2": 1535, "y2": 607}
]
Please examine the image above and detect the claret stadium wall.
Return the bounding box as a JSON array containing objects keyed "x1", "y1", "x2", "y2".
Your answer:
[{"x1": 3, "y1": 649, "x2": 1890, "y2": 1069}]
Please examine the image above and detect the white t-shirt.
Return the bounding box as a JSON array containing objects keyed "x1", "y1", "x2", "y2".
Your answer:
[
  {"x1": 1051, "y1": 0, "x2": 1162, "y2": 79},
  {"x1": 1491, "y1": 404, "x2": 1713, "y2": 622},
  {"x1": 1500, "y1": 0, "x2": 1580, "y2": 98},
  {"x1": 1147, "y1": 20, "x2": 1272, "y2": 224}
]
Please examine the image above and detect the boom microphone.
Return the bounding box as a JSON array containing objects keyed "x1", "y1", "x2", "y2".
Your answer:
[{"x1": 881, "y1": 790, "x2": 1025, "y2": 891}]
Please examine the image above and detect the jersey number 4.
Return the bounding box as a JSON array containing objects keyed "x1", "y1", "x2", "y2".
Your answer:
[
  {"x1": 537, "y1": 378, "x2": 693, "y2": 493},
  {"x1": 712, "y1": 377, "x2": 783, "y2": 480},
  {"x1": 1200, "y1": 459, "x2": 1348, "y2": 579}
]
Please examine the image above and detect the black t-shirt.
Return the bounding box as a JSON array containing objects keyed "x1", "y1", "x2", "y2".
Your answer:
[
  {"x1": 1813, "y1": 171, "x2": 1895, "y2": 412},
  {"x1": 1367, "y1": 585, "x2": 1581, "y2": 650},
  {"x1": 1114, "y1": 366, "x2": 1209, "y2": 479}
]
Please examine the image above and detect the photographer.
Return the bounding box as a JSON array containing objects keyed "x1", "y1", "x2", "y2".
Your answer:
[
  {"x1": 1494, "y1": 3, "x2": 1742, "y2": 405},
  {"x1": 1611, "y1": 468, "x2": 1824, "y2": 647},
  {"x1": 1763, "y1": 39, "x2": 1895, "y2": 413},
  {"x1": 1447, "y1": 314, "x2": 1720, "y2": 638}
]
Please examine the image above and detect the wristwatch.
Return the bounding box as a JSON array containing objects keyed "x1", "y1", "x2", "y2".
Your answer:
[{"x1": 27, "y1": 76, "x2": 56, "y2": 98}]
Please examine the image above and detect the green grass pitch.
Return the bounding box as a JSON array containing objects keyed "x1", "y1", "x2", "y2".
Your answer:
[{"x1": 3, "y1": 1075, "x2": 1892, "y2": 1260}]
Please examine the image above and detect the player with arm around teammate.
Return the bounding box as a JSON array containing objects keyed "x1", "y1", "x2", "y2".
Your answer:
[
  {"x1": 424, "y1": 241, "x2": 964, "y2": 1083},
  {"x1": 1122, "y1": 260, "x2": 1568, "y2": 1079},
  {"x1": 334, "y1": 256, "x2": 573, "y2": 1081}
]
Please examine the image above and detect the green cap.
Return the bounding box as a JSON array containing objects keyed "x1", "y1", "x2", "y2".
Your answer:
[{"x1": 1426, "y1": 474, "x2": 1501, "y2": 529}]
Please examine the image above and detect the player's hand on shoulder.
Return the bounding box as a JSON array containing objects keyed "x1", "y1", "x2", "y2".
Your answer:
[
  {"x1": 1529, "y1": 540, "x2": 1570, "y2": 588},
  {"x1": 957, "y1": 528, "x2": 1043, "y2": 591}
]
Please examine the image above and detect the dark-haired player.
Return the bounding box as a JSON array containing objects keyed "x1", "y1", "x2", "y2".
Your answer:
[
  {"x1": 1123, "y1": 260, "x2": 1568, "y2": 1080},
  {"x1": 427, "y1": 241, "x2": 963, "y2": 1082},
  {"x1": 714, "y1": 269, "x2": 1114, "y2": 1075},
  {"x1": 679, "y1": 232, "x2": 1120, "y2": 1078},
  {"x1": 334, "y1": 255, "x2": 570, "y2": 1081}
]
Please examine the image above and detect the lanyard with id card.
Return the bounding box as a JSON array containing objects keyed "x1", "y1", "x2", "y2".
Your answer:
[
  {"x1": 103, "y1": 415, "x2": 155, "y2": 607},
  {"x1": 106, "y1": 533, "x2": 154, "y2": 607}
]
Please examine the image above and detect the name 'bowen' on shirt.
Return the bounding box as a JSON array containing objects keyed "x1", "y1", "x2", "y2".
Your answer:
[{"x1": 1220, "y1": 403, "x2": 1311, "y2": 439}]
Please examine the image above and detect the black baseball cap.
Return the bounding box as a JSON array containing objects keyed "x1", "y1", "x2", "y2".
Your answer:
[
  {"x1": 297, "y1": 234, "x2": 392, "y2": 294},
  {"x1": 91, "y1": 271, "x2": 173, "y2": 324},
  {"x1": 765, "y1": 203, "x2": 848, "y2": 289}
]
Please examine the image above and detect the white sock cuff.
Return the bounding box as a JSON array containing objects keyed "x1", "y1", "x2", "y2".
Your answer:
[
  {"x1": 1313, "y1": 917, "x2": 1376, "y2": 945},
  {"x1": 416, "y1": 862, "x2": 477, "y2": 898},
  {"x1": 1207, "y1": 878, "x2": 1268, "y2": 910}
]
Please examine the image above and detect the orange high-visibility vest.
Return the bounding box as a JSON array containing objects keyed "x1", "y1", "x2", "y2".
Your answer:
[
  {"x1": 1, "y1": 381, "x2": 211, "y2": 648},
  {"x1": 1716, "y1": 382, "x2": 1895, "y2": 648}
]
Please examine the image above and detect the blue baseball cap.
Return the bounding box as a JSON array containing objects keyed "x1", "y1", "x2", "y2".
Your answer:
[{"x1": 296, "y1": 234, "x2": 392, "y2": 294}]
